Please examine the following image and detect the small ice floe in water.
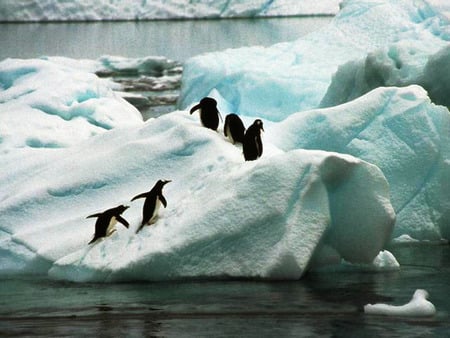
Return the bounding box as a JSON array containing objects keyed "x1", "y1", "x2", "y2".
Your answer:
[
  {"x1": 364, "y1": 289, "x2": 436, "y2": 317},
  {"x1": 372, "y1": 250, "x2": 400, "y2": 271}
]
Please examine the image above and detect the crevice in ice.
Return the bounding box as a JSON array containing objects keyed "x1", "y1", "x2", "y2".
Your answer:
[
  {"x1": 26, "y1": 138, "x2": 62, "y2": 149},
  {"x1": 337, "y1": 1, "x2": 382, "y2": 20},
  {"x1": 31, "y1": 103, "x2": 113, "y2": 130},
  {"x1": 0, "y1": 88, "x2": 35, "y2": 104},
  {"x1": 0, "y1": 66, "x2": 37, "y2": 90},
  {"x1": 396, "y1": 152, "x2": 439, "y2": 215},
  {"x1": 261, "y1": 0, "x2": 275, "y2": 14},
  {"x1": 344, "y1": 90, "x2": 396, "y2": 149},
  {"x1": 285, "y1": 164, "x2": 313, "y2": 220},
  {"x1": 47, "y1": 181, "x2": 108, "y2": 197}
]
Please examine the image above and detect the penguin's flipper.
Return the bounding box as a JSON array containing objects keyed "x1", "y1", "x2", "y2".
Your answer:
[
  {"x1": 257, "y1": 136, "x2": 263, "y2": 157},
  {"x1": 190, "y1": 103, "x2": 201, "y2": 114},
  {"x1": 131, "y1": 192, "x2": 148, "y2": 202},
  {"x1": 86, "y1": 213, "x2": 102, "y2": 219},
  {"x1": 160, "y1": 195, "x2": 168, "y2": 208},
  {"x1": 116, "y1": 215, "x2": 130, "y2": 228}
]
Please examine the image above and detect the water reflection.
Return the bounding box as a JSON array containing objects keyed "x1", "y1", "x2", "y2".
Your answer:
[{"x1": 0, "y1": 17, "x2": 331, "y2": 61}]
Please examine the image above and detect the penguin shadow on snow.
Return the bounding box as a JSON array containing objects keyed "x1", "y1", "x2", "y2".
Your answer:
[
  {"x1": 86, "y1": 180, "x2": 171, "y2": 245},
  {"x1": 190, "y1": 97, "x2": 264, "y2": 161}
]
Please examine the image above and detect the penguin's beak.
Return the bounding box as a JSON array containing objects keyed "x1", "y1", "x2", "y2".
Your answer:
[
  {"x1": 163, "y1": 180, "x2": 172, "y2": 185},
  {"x1": 190, "y1": 103, "x2": 201, "y2": 115}
]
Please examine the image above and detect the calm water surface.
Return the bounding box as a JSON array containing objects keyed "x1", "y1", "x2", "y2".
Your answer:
[
  {"x1": 1, "y1": 246, "x2": 449, "y2": 337},
  {"x1": 0, "y1": 17, "x2": 331, "y2": 62}
]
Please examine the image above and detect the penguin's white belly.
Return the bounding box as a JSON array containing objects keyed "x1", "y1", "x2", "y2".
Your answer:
[
  {"x1": 106, "y1": 217, "x2": 118, "y2": 236},
  {"x1": 149, "y1": 198, "x2": 162, "y2": 224},
  {"x1": 225, "y1": 124, "x2": 233, "y2": 143}
]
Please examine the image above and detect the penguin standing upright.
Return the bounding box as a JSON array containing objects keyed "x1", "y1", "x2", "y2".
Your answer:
[
  {"x1": 243, "y1": 119, "x2": 264, "y2": 161},
  {"x1": 131, "y1": 179, "x2": 171, "y2": 233},
  {"x1": 190, "y1": 97, "x2": 222, "y2": 131},
  {"x1": 87, "y1": 205, "x2": 129, "y2": 245},
  {"x1": 224, "y1": 113, "x2": 246, "y2": 144}
]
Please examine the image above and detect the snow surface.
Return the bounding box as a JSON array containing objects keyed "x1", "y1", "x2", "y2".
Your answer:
[
  {"x1": 1, "y1": 0, "x2": 450, "y2": 282},
  {"x1": 364, "y1": 289, "x2": 436, "y2": 317},
  {"x1": 0, "y1": 0, "x2": 341, "y2": 22}
]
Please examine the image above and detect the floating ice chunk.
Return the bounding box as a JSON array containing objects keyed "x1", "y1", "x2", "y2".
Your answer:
[
  {"x1": 392, "y1": 234, "x2": 421, "y2": 244},
  {"x1": 372, "y1": 250, "x2": 400, "y2": 271},
  {"x1": 364, "y1": 289, "x2": 436, "y2": 317}
]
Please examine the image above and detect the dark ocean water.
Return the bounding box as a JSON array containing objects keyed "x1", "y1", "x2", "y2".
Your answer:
[{"x1": 1, "y1": 245, "x2": 450, "y2": 337}]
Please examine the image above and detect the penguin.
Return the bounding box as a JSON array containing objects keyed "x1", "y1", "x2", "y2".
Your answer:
[
  {"x1": 243, "y1": 119, "x2": 264, "y2": 161},
  {"x1": 224, "y1": 113, "x2": 246, "y2": 144},
  {"x1": 87, "y1": 205, "x2": 129, "y2": 245},
  {"x1": 189, "y1": 97, "x2": 222, "y2": 131},
  {"x1": 131, "y1": 179, "x2": 171, "y2": 233}
]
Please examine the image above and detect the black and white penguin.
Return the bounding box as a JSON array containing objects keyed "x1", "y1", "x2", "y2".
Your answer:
[
  {"x1": 87, "y1": 205, "x2": 130, "y2": 245},
  {"x1": 131, "y1": 179, "x2": 171, "y2": 233},
  {"x1": 224, "y1": 113, "x2": 246, "y2": 144},
  {"x1": 243, "y1": 119, "x2": 264, "y2": 161},
  {"x1": 190, "y1": 97, "x2": 222, "y2": 131}
]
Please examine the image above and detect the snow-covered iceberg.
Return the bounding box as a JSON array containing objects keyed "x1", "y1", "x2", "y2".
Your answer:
[
  {"x1": 0, "y1": 56, "x2": 396, "y2": 281},
  {"x1": 179, "y1": 0, "x2": 450, "y2": 118},
  {"x1": 179, "y1": 0, "x2": 450, "y2": 240},
  {"x1": 0, "y1": 0, "x2": 341, "y2": 22},
  {"x1": 0, "y1": 57, "x2": 143, "y2": 150},
  {"x1": 269, "y1": 85, "x2": 450, "y2": 240},
  {"x1": 2, "y1": 0, "x2": 450, "y2": 282},
  {"x1": 1, "y1": 105, "x2": 395, "y2": 281}
]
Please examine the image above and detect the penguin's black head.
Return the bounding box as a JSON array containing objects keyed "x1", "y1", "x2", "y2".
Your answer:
[
  {"x1": 254, "y1": 119, "x2": 264, "y2": 132},
  {"x1": 155, "y1": 179, "x2": 171, "y2": 190},
  {"x1": 200, "y1": 97, "x2": 217, "y2": 108},
  {"x1": 116, "y1": 205, "x2": 129, "y2": 214}
]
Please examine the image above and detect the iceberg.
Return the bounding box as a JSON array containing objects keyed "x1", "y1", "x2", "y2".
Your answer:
[
  {"x1": 320, "y1": 44, "x2": 450, "y2": 109},
  {"x1": 2, "y1": 0, "x2": 450, "y2": 281},
  {"x1": 0, "y1": 57, "x2": 142, "y2": 150},
  {"x1": 269, "y1": 85, "x2": 450, "y2": 240},
  {"x1": 1, "y1": 107, "x2": 395, "y2": 281},
  {"x1": 0, "y1": 57, "x2": 396, "y2": 281},
  {"x1": 0, "y1": 0, "x2": 341, "y2": 22},
  {"x1": 179, "y1": 0, "x2": 450, "y2": 240},
  {"x1": 179, "y1": 0, "x2": 450, "y2": 119}
]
